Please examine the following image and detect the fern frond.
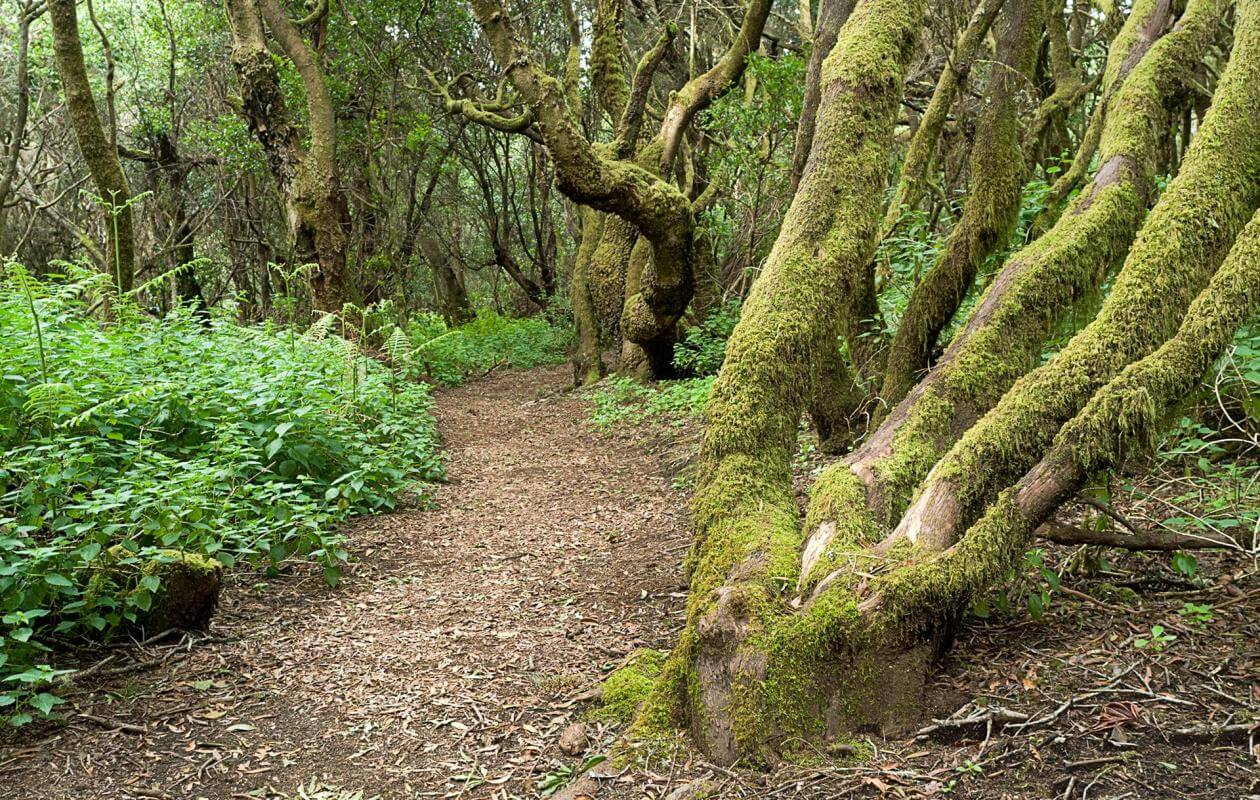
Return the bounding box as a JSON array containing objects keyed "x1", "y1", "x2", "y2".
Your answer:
[
  {"x1": 304, "y1": 311, "x2": 339, "y2": 342},
  {"x1": 22, "y1": 383, "x2": 81, "y2": 422},
  {"x1": 384, "y1": 326, "x2": 411, "y2": 363},
  {"x1": 58, "y1": 382, "x2": 175, "y2": 430}
]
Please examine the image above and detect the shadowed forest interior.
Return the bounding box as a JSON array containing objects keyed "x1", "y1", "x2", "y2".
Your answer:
[{"x1": 0, "y1": 0, "x2": 1257, "y2": 797}]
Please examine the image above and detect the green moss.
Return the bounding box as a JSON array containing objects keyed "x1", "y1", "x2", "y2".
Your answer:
[
  {"x1": 1058, "y1": 207, "x2": 1260, "y2": 471},
  {"x1": 821, "y1": 0, "x2": 1238, "y2": 560},
  {"x1": 1091, "y1": 583, "x2": 1140, "y2": 604},
  {"x1": 936, "y1": 0, "x2": 1259, "y2": 523},
  {"x1": 590, "y1": 648, "x2": 669, "y2": 724},
  {"x1": 590, "y1": 0, "x2": 629, "y2": 123}
]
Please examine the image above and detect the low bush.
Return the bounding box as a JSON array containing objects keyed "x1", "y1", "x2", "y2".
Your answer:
[
  {"x1": 588, "y1": 376, "x2": 714, "y2": 430},
  {"x1": 406, "y1": 310, "x2": 571, "y2": 386},
  {"x1": 672, "y1": 300, "x2": 741, "y2": 377},
  {"x1": 0, "y1": 264, "x2": 445, "y2": 725}
]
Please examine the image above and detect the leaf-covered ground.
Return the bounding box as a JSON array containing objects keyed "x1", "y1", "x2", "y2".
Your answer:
[{"x1": 0, "y1": 365, "x2": 1254, "y2": 799}]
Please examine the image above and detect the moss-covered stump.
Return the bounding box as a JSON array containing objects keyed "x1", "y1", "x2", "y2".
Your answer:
[{"x1": 93, "y1": 547, "x2": 223, "y2": 634}]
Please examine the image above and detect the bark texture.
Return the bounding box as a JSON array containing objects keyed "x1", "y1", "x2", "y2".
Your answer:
[
  {"x1": 48, "y1": 0, "x2": 136, "y2": 291},
  {"x1": 225, "y1": 0, "x2": 352, "y2": 312}
]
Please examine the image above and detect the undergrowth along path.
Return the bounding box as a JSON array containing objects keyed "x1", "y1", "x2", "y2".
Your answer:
[{"x1": 0, "y1": 365, "x2": 689, "y2": 799}]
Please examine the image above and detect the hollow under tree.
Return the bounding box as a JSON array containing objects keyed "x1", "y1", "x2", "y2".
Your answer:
[
  {"x1": 457, "y1": 0, "x2": 772, "y2": 381},
  {"x1": 625, "y1": 0, "x2": 1257, "y2": 765}
]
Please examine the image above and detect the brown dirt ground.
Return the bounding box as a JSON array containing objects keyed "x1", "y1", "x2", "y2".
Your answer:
[{"x1": 1, "y1": 365, "x2": 1256, "y2": 800}]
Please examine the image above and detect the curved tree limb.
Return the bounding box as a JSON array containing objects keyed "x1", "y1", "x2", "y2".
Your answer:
[
  {"x1": 880, "y1": 0, "x2": 1008, "y2": 236},
  {"x1": 878, "y1": 0, "x2": 1050, "y2": 407}
]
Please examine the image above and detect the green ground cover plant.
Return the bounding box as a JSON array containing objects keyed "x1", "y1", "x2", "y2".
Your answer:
[
  {"x1": 406, "y1": 310, "x2": 571, "y2": 387},
  {"x1": 0, "y1": 264, "x2": 445, "y2": 726}
]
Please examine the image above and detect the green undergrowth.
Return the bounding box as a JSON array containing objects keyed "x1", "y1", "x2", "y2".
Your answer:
[
  {"x1": 673, "y1": 300, "x2": 742, "y2": 377},
  {"x1": 405, "y1": 310, "x2": 571, "y2": 386},
  {"x1": 588, "y1": 648, "x2": 668, "y2": 724},
  {"x1": 0, "y1": 264, "x2": 445, "y2": 726},
  {"x1": 588, "y1": 376, "x2": 714, "y2": 430}
]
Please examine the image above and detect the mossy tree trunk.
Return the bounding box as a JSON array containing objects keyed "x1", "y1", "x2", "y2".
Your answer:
[
  {"x1": 571, "y1": 206, "x2": 609, "y2": 385},
  {"x1": 463, "y1": 0, "x2": 771, "y2": 381},
  {"x1": 48, "y1": 0, "x2": 136, "y2": 292},
  {"x1": 880, "y1": 0, "x2": 1007, "y2": 236},
  {"x1": 225, "y1": 0, "x2": 352, "y2": 313},
  {"x1": 789, "y1": 0, "x2": 857, "y2": 195},
  {"x1": 878, "y1": 0, "x2": 1049, "y2": 405},
  {"x1": 629, "y1": 0, "x2": 930, "y2": 762},
  {"x1": 636, "y1": 0, "x2": 1256, "y2": 765}
]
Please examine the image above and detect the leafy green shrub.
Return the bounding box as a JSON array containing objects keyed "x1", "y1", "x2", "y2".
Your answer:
[
  {"x1": 406, "y1": 310, "x2": 570, "y2": 386},
  {"x1": 673, "y1": 300, "x2": 741, "y2": 376},
  {"x1": 588, "y1": 376, "x2": 714, "y2": 430},
  {"x1": 1141, "y1": 322, "x2": 1259, "y2": 555},
  {"x1": 0, "y1": 264, "x2": 445, "y2": 725}
]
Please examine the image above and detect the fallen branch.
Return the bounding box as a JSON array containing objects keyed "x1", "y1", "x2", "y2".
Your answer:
[
  {"x1": 1036, "y1": 520, "x2": 1236, "y2": 551},
  {"x1": 1169, "y1": 722, "x2": 1256, "y2": 743},
  {"x1": 915, "y1": 704, "x2": 1029, "y2": 739}
]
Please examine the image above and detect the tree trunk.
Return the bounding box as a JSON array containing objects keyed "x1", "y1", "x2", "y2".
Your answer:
[
  {"x1": 225, "y1": 0, "x2": 352, "y2": 313},
  {"x1": 881, "y1": 0, "x2": 1007, "y2": 235},
  {"x1": 789, "y1": 0, "x2": 857, "y2": 195},
  {"x1": 879, "y1": 0, "x2": 1049, "y2": 405},
  {"x1": 571, "y1": 206, "x2": 608, "y2": 386},
  {"x1": 416, "y1": 229, "x2": 472, "y2": 325},
  {"x1": 48, "y1": 0, "x2": 136, "y2": 292},
  {"x1": 626, "y1": 0, "x2": 928, "y2": 763},
  {"x1": 634, "y1": 0, "x2": 1254, "y2": 765},
  {"x1": 0, "y1": 2, "x2": 41, "y2": 252}
]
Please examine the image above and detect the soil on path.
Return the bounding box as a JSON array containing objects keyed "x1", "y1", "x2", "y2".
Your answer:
[{"x1": 0, "y1": 365, "x2": 690, "y2": 800}]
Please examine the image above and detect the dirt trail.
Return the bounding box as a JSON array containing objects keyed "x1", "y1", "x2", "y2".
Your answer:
[{"x1": 1, "y1": 366, "x2": 689, "y2": 800}]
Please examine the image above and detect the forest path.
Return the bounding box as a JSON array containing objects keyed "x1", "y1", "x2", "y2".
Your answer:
[{"x1": 2, "y1": 365, "x2": 690, "y2": 800}]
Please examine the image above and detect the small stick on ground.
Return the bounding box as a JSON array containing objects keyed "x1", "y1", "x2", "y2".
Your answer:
[{"x1": 77, "y1": 712, "x2": 147, "y2": 735}]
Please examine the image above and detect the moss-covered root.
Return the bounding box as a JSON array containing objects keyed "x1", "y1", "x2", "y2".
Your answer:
[
  {"x1": 895, "y1": 0, "x2": 1260, "y2": 552},
  {"x1": 589, "y1": 648, "x2": 668, "y2": 724},
  {"x1": 879, "y1": 0, "x2": 1049, "y2": 406},
  {"x1": 94, "y1": 548, "x2": 224, "y2": 634}
]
